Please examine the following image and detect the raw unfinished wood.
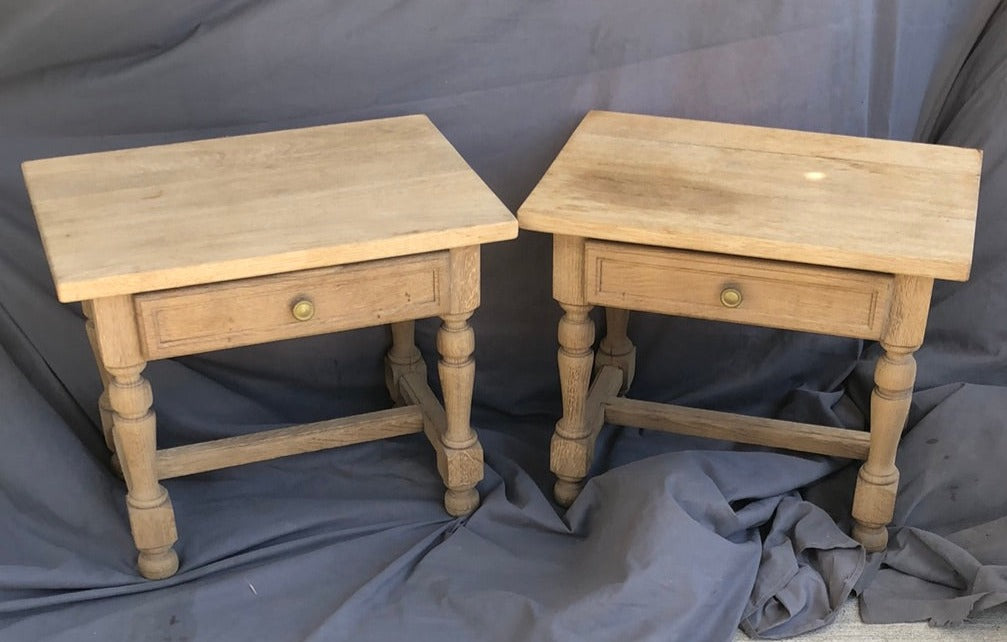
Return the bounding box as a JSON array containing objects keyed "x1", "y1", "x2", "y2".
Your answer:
[
  {"x1": 27, "y1": 117, "x2": 505, "y2": 579},
  {"x1": 398, "y1": 370, "x2": 450, "y2": 451},
  {"x1": 436, "y1": 305, "x2": 482, "y2": 516},
  {"x1": 155, "y1": 407, "x2": 424, "y2": 480},
  {"x1": 585, "y1": 241, "x2": 894, "y2": 340},
  {"x1": 595, "y1": 307, "x2": 636, "y2": 393},
  {"x1": 519, "y1": 110, "x2": 981, "y2": 280},
  {"x1": 90, "y1": 295, "x2": 178, "y2": 580},
  {"x1": 552, "y1": 235, "x2": 588, "y2": 305},
  {"x1": 852, "y1": 275, "x2": 933, "y2": 551},
  {"x1": 605, "y1": 397, "x2": 872, "y2": 460},
  {"x1": 527, "y1": 112, "x2": 977, "y2": 553},
  {"x1": 551, "y1": 365, "x2": 623, "y2": 506},
  {"x1": 82, "y1": 300, "x2": 117, "y2": 458},
  {"x1": 551, "y1": 234, "x2": 598, "y2": 505},
  {"x1": 448, "y1": 245, "x2": 481, "y2": 314},
  {"x1": 437, "y1": 311, "x2": 477, "y2": 450},
  {"x1": 24, "y1": 114, "x2": 517, "y2": 302},
  {"x1": 384, "y1": 321, "x2": 426, "y2": 406},
  {"x1": 398, "y1": 371, "x2": 484, "y2": 515},
  {"x1": 135, "y1": 252, "x2": 449, "y2": 359}
]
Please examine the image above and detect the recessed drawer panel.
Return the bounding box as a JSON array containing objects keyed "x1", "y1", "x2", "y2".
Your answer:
[
  {"x1": 135, "y1": 252, "x2": 449, "y2": 359},
  {"x1": 584, "y1": 241, "x2": 893, "y2": 340}
]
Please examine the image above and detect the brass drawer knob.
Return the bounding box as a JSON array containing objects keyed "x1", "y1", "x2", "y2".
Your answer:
[
  {"x1": 720, "y1": 287, "x2": 742, "y2": 308},
  {"x1": 291, "y1": 298, "x2": 315, "y2": 321}
]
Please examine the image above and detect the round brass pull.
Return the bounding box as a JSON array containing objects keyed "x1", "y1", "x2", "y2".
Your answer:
[
  {"x1": 291, "y1": 298, "x2": 315, "y2": 321},
  {"x1": 720, "y1": 287, "x2": 742, "y2": 308}
]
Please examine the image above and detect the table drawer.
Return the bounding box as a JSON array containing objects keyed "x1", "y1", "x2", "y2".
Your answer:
[
  {"x1": 135, "y1": 252, "x2": 450, "y2": 359},
  {"x1": 584, "y1": 241, "x2": 893, "y2": 339}
]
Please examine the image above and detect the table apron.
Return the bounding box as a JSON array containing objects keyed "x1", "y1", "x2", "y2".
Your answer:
[
  {"x1": 133, "y1": 251, "x2": 451, "y2": 359},
  {"x1": 583, "y1": 240, "x2": 894, "y2": 340}
]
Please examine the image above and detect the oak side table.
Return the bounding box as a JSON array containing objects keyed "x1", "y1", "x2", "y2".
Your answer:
[
  {"x1": 23, "y1": 115, "x2": 517, "y2": 578},
  {"x1": 518, "y1": 111, "x2": 981, "y2": 552}
]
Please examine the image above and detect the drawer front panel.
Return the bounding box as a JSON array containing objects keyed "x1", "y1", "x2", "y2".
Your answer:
[
  {"x1": 584, "y1": 241, "x2": 892, "y2": 340},
  {"x1": 135, "y1": 252, "x2": 450, "y2": 359}
]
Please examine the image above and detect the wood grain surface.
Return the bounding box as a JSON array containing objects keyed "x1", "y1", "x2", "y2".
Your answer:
[
  {"x1": 584, "y1": 240, "x2": 894, "y2": 340},
  {"x1": 134, "y1": 252, "x2": 449, "y2": 359},
  {"x1": 155, "y1": 407, "x2": 424, "y2": 480},
  {"x1": 605, "y1": 397, "x2": 871, "y2": 460},
  {"x1": 24, "y1": 115, "x2": 517, "y2": 301},
  {"x1": 518, "y1": 110, "x2": 981, "y2": 280}
]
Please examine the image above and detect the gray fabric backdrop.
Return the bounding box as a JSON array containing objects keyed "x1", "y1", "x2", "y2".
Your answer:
[{"x1": 1, "y1": 1, "x2": 1005, "y2": 640}]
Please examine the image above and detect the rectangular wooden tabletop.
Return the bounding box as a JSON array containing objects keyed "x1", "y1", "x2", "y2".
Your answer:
[
  {"x1": 518, "y1": 111, "x2": 981, "y2": 281},
  {"x1": 24, "y1": 115, "x2": 517, "y2": 302}
]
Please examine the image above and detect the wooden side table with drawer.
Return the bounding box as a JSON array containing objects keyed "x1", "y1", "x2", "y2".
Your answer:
[
  {"x1": 518, "y1": 110, "x2": 981, "y2": 551},
  {"x1": 23, "y1": 115, "x2": 517, "y2": 578}
]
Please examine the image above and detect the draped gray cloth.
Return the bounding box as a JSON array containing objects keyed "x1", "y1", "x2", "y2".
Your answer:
[{"x1": 1, "y1": 2, "x2": 1004, "y2": 640}]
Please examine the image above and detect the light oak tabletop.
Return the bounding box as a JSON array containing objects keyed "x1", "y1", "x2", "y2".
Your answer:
[
  {"x1": 518, "y1": 110, "x2": 981, "y2": 281},
  {"x1": 24, "y1": 115, "x2": 517, "y2": 302}
]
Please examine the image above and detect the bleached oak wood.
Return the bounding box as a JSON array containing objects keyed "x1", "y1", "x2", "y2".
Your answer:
[
  {"x1": 605, "y1": 398, "x2": 872, "y2": 460},
  {"x1": 90, "y1": 295, "x2": 178, "y2": 580},
  {"x1": 26, "y1": 118, "x2": 510, "y2": 578},
  {"x1": 398, "y1": 371, "x2": 450, "y2": 450},
  {"x1": 523, "y1": 111, "x2": 979, "y2": 552},
  {"x1": 519, "y1": 110, "x2": 981, "y2": 281},
  {"x1": 437, "y1": 312, "x2": 476, "y2": 452},
  {"x1": 155, "y1": 407, "x2": 424, "y2": 479},
  {"x1": 595, "y1": 308, "x2": 636, "y2": 394},
  {"x1": 448, "y1": 245, "x2": 481, "y2": 314},
  {"x1": 552, "y1": 235, "x2": 597, "y2": 505},
  {"x1": 553, "y1": 235, "x2": 588, "y2": 305},
  {"x1": 585, "y1": 241, "x2": 894, "y2": 340},
  {"x1": 852, "y1": 275, "x2": 933, "y2": 551},
  {"x1": 24, "y1": 115, "x2": 517, "y2": 302},
  {"x1": 134, "y1": 252, "x2": 449, "y2": 360},
  {"x1": 81, "y1": 301, "x2": 117, "y2": 460},
  {"x1": 384, "y1": 321, "x2": 426, "y2": 406},
  {"x1": 550, "y1": 365, "x2": 624, "y2": 506},
  {"x1": 398, "y1": 371, "x2": 484, "y2": 515},
  {"x1": 437, "y1": 307, "x2": 482, "y2": 516}
]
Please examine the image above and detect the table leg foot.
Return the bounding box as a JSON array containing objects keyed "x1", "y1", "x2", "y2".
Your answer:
[
  {"x1": 444, "y1": 486, "x2": 479, "y2": 517},
  {"x1": 436, "y1": 438, "x2": 483, "y2": 516},
  {"x1": 122, "y1": 481, "x2": 179, "y2": 578},
  {"x1": 852, "y1": 466, "x2": 899, "y2": 551},
  {"x1": 554, "y1": 477, "x2": 583, "y2": 507},
  {"x1": 138, "y1": 545, "x2": 179, "y2": 580},
  {"x1": 852, "y1": 520, "x2": 890, "y2": 552}
]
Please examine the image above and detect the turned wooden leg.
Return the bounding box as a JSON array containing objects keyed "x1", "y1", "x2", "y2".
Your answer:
[
  {"x1": 82, "y1": 301, "x2": 120, "y2": 474},
  {"x1": 110, "y1": 363, "x2": 179, "y2": 578},
  {"x1": 436, "y1": 311, "x2": 482, "y2": 516},
  {"x1": 385, "y1": 320, "x2": 426, "y2": 405},
  {"x1": 550, "y1": 235, "x2": 596, "y2": 507},
  {"x1": 852, "y1": 276, "x2": 932, "y2": 552},
  {"x1": 552, "y1": 302, "x2": 596, "y2": 506},
  {"x1": 91, "y1": 296, "x2": 178, "y2": 579},
  {"x1": 595, "y1": 307, "x2": 636, "y2": 395},
  {"x1": 852, "y1": 346, "x2": 915, "y2": 550}
]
